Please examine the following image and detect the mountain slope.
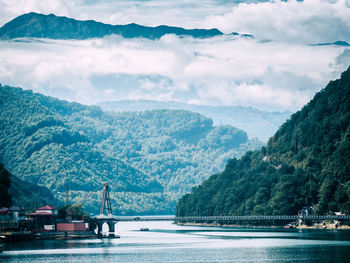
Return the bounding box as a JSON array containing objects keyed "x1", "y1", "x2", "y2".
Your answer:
[
  {"x1": 177, "y1": 66, "x2": 350, "y2": 217},
  {"x1": 0, "y1": 85, "x2": 262, "y2": 214},
  {"x1": 98, "y1": 100, "x2": 291, "y2": 142},
  {"x1": 0, "y1": 85, "x2": 162, "y2": 214},
  {"x1": 0, "y1": 12, "x2": 227, "y2": 40}
]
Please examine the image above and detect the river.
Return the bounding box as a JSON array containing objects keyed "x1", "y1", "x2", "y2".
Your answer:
[{"x1": 1, "y1": 221, "x2": 350, "y2": 262}]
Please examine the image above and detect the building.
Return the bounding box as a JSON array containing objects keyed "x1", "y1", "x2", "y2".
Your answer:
[
  {"x1": 0, "y1": 206, "x2": 26, "y2": 231},
  {"x1": 0, "y1": 207, "x2": 15, "y2": 231},
  {"x1": 25, "y1": 205, "x2": 58, "y2": 231},
  {"x1": 56, "y1": 221, "x2": 89, "y2": 232}
]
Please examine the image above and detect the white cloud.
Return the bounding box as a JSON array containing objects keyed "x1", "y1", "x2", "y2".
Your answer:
[
  {"x1": 0, "y1": 1, "x2": 349, "y2": 111},
  {"x1": 1, "y1": 0, "x2": 350, "y2": 45},
  {"x1": 0, "y1": 0, "x2": 232, "y2": 28},
  {"x1": 0, "y1": 35, "x2": 346, "y2": 111},
  {"x1": 205, "y1": 0, "x2": 350, "y2": 43}
]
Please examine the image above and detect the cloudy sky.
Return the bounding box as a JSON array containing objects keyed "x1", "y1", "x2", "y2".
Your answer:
[{"x1": 0, "y1": 0, "x2": 350, "y2": 111}]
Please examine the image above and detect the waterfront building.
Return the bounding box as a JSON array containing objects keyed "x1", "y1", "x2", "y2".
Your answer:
[{"x1": 25, "y1": 205, "x2": 58, "y2": 231}]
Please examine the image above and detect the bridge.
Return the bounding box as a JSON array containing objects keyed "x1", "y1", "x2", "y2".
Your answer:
[
  {"x1": 100, "y1": 215, "x2": 350, "y2": 222},
  {"x1": 94, "y1": 183, "x2": 350, "y2": 237}
]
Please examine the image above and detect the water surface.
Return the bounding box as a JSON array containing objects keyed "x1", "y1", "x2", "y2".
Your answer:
[{"x1": 2, "y1": 221, "x2": 350, "y2": 262}]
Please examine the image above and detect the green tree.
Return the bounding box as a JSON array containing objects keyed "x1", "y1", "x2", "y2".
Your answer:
[{"x1": 0, "y1": 164, "x2": 12, "y2": 207}]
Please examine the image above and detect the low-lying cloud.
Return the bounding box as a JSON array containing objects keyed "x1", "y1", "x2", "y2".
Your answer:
[
  {"x1": 0, "y1": 35, "x2": 347, "y2": 111},
  {"x1": 205, "y1": 0, "x2": 350, "y2": 43},
  {"x1": 1, "y1": 0, "x2": 350, "y2": 111}
]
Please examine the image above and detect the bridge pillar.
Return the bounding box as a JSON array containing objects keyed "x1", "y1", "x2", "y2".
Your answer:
[
  {"x1": 96, "y1": 222, "x2": 103, "y2": 238},
  {"x1": 95, "y1": 221, "x2": 117, "y2": 237},
  {"x1": 107, "y1": 222, "x2": 115, "y2": 237}
]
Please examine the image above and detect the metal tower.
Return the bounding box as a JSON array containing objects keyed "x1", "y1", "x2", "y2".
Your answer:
[
  {"x1": 65, "y1": 184, "x2": 70, "y2": 207},
  {"x1": 100, "y1": 183, "x2": 112, "y2": 217}
]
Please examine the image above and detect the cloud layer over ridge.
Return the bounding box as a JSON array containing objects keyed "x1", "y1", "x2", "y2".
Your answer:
[{"x1": 0, "y1": 0, "x2": 350, "y2": 111}]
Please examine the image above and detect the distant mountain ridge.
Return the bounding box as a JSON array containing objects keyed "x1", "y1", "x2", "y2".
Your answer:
[
  {"x1": 0, "y1": 12, "x2": 242, "y2": 40},
  {"x1": 0, "y1": 84, "x2": 262, "y2": 214},
  {"x1": 312, "y1": 41, "x2": 350, "y2": 47},
  {"x1": 98, "y1": 100, "x2": 291, "y2": 142}
]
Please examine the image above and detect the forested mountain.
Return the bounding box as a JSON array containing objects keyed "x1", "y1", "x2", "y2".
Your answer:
[
  {"x1": 0, "y1": 85, "x2": 261, "y2": 214},
  {"x1": 1, "y1": 162, "x2": 57, "y2": 211},
  {"x1": 0, "y1": 164, "x2": 12, "y2": 207},
  {"x1": 98, "y1": 100, "x2": 291, "y2": 142},
  {"x1": 177, "y1": 67, "x2": 350, "y2": 217},
  {"x1": 0, "y1": 12, "x2": 237, "y2": 40}
]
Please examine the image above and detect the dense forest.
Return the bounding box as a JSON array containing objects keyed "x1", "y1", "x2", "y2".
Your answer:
[
  {"x1": 0, "y1": 85, "x2": 261, "y2": 214},
  {"x1": 177, "y1": 66, "x2": 350, "y2": 217},
  {"x1": 0, "y1": 164, "x2": 12, "y2": 207},
  {"x1": 98, "y1": 100, "x2": 290, "y2": 142}
]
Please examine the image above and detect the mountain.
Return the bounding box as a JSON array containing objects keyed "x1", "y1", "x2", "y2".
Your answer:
[
  {"x1": 312, "y1": 41, "x2": 350, "y2": 47},
  {"x1": 0, "y1": 12, "x2": 238, "y2": 40},
  {"x1": 176, "y1": 66, "x2": 350, "y2": 217},
  {"x1": 98, "y1": 100, "x2": 291, "y2": 142},
  {"x1": 0, "y1": 84, "x2": 262, "y2": 215},
  {"x1": 1, "y1": 163, "x2": 55, "y2": 210}
]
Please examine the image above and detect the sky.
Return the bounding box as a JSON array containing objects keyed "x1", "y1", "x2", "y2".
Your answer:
[{"x1": 0, "y1": 0, "x2": 350, "y2": 111}]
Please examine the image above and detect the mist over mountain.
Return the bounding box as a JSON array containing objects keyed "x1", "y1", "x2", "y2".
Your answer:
[
  {"x1": 98, "y1": 100, "x2": 291, "y2": 142},
  {"x1": 0, "y1": 12, "x2": 242, "y2": 40},
  {"x1": 0, "y1": 84, "x2": 261, "y2": 214},
  {"x1": 177, "y1": 67, "x2": 350, "y2": 217}
]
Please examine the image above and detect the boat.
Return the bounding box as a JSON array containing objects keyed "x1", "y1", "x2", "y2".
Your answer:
[{"x1": 140, "y1": 228, "x2": 149, "y2": 231}]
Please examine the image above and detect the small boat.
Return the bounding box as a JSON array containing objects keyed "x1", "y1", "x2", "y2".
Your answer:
[
  {"x1": 284, "y1": 224, "x2": 294, "y2": 229},
  {"x1": 140, "y1": 228, "x2": 149, "y2": 231}
]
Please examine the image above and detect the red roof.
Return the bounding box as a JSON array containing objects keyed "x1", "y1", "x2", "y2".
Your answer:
[
  {"x1": 37, "y1": 205, "x2": 57, "y2": 210},
  {"x1": 26, "y1": 211, "x2": 54, "y2": 216}
]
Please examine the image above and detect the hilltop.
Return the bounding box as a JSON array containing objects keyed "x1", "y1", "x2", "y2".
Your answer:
[
  {"x1": 0, "y1": 12, "x2": 241, "y2": 40},
  {"x1": 98, "y1": 100, "x2": 291, "y2": 142},
  {"x1": 177, "y1": 66, "x2": 350, "y2": 217}
]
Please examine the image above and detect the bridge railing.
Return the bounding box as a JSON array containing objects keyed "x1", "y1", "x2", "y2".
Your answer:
[{"x1": 95, "y1": 215, "x2": 350, "y2": 222}]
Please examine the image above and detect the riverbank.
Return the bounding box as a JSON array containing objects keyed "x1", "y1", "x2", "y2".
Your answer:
[
  {"x1": 176, "y1": 222, "x2": 350, "y2": 230},
  {"x1": 0, "y1": 230, "x2": 97, "y2": 242}
]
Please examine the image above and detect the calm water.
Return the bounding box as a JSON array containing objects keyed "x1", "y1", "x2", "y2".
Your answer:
[{"x1": 1, "y1": 221, "x2": 350, "y2": 262}]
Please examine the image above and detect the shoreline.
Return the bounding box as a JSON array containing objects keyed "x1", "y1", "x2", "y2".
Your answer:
[{"x1": 176, "y1": 222, "x2": 350, "y2": 230}]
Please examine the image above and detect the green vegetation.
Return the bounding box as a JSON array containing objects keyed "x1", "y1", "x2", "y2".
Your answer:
[
  {"x1": 1, "y1": 163, "x2": 58, "y2": 210},
  {"x1": 0, "y1": 164, "x2": 12, "y2": 207},
  {"x1": 177, "y1": 66, "x2": 350, "y2": 217},
  {"x1": 9, "y1": 175, "x2": 58, "y2": 211},
  {"x1": 98, "y1": 100, "x2": 291, "y2": 142},
  {"x1": 0, "y1": 85, "x2": 261, "y2": 214}
]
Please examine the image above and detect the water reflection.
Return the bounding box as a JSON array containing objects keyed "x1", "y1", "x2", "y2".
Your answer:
[{"x1": 2, "y1": 221, "x2": 350, "y2": 262}]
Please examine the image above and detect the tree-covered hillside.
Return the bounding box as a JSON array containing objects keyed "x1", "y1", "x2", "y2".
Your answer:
[
  {"x1": 0, "y1": 163, "x2": 12, "y2": 207},
  {"x1": 98, "y1": 100, "x2": 291, "y2": 142},
  {"x1": 177, "y1": 66, "x2": 350, "y2": 217},
  {"x1": 0, "y1": 85, "x2": 261, "y2": 214}
]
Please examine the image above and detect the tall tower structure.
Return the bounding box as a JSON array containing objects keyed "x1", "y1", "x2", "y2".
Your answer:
[
  {"x1": 100, "y1": 183, "x2": 112, "y2": 218},
  {"x1": 65, "y1": 184, "x2": 70, "y2": 207}
]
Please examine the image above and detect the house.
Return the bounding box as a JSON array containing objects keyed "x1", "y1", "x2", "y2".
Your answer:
[
  {"x1": 25, "y1": 205, "x2": 58, "y2": 231},
  {"x1": 0, "y1": 207, "x2": 15, "y2": 231}
]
